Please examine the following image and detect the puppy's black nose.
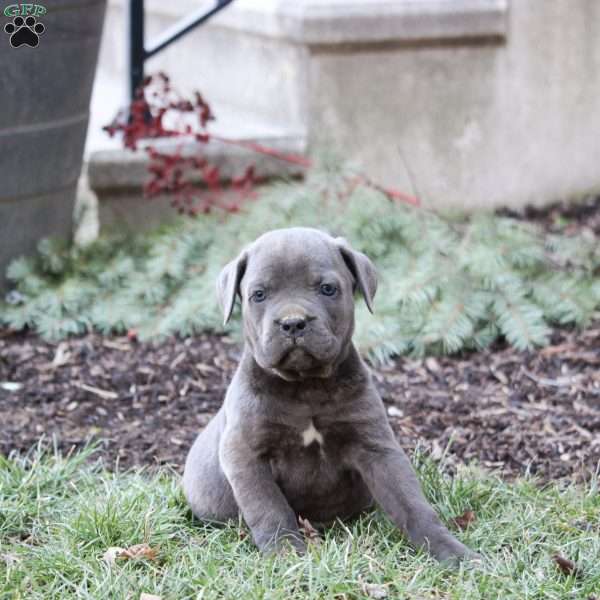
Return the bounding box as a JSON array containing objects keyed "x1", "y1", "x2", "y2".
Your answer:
[{"x1": 279, "y1": 316, "x2": 307, "y2": 337}]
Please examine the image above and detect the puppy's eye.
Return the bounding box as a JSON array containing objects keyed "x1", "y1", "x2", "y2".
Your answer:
[
  {"x1": 251, "y1": 290, "x2": 266, "y2": 303},
  {"x1": 320, "y1": 283, "x2": 337, "y2": 297}
]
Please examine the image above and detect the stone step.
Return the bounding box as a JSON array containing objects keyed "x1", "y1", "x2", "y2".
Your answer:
[
  {"x1": 87, "y1": 133, "x2": 307, "y2": 231},
  {"x1": 85, "y1": 37, "x2": 307, "y2": 233},
  {"x1": 87, "y1": 0, "x2": 600, "y2": 213}
]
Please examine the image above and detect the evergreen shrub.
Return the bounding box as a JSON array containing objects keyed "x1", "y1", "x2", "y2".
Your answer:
[{"x1": 2, "y1": 165, "x2": 599, "y2": 361}]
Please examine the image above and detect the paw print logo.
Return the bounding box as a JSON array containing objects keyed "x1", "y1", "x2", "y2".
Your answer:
[{"x1": 4, "y1": 15, "x2": 45, "y2": 48}]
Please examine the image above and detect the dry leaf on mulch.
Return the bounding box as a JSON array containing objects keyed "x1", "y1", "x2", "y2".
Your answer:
[{"x1": 0, "y1": 382, "x2": 22, "y2": 392}]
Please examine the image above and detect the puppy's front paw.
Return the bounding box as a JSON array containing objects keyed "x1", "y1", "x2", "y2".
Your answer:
[
  {"x1": 430, "y1": 534, "x2": 480, "y2": 566},
  {"x1": 258, "y1": 530, "x2": 307, "y2": 556}
]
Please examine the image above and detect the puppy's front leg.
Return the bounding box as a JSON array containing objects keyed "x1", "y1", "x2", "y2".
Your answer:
[
  {"x1": 350, "y1": 421, "x2": 477, "y2": 563},
  {"x1": 219, "y1": 432, "x2": 306, "y2": 554}
]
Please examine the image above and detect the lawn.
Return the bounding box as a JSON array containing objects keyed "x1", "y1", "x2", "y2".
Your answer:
[
  {"x1": 1, "y1": 446, "x2": 599, "y2": 599},
  {"x1": 1, "y1": 178, "x2": 598, "y2": 599}
]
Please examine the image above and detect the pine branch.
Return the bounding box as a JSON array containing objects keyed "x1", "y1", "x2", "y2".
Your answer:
[{"x1": 2, "y1": 167, "x2": 598, "y2": 361}]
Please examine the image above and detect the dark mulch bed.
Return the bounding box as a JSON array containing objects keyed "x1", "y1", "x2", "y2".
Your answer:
[
  {"x1": 1, "y1": 324, "x2": 599, "y2": 482},
  {"x1": 500, "y1": 193, "x2": 600, "y2": 236},
  {"x1": 1, "y1": 195, "x2": 599, "y2": 481}
]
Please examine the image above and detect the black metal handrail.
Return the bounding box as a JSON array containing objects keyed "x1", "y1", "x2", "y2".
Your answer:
[{"x1": 127, "y1": 0, "x2": 236, "y2": 102}]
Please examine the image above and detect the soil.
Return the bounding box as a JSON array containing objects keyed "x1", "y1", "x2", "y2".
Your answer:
[
  {"x1": 499, "y1": 194, "x2": 600, "y2": 236},
  {"x1": 1, "y1": 324, "x2": 599, "y2": 482},
  {"x1": 1, "y1": 196, "x2": 599, "y2": 482}
]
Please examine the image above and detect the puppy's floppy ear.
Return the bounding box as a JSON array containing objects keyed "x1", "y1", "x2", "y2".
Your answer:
[
  {"x1": 335, "y1": 237, "x2": 377, "y2": 313},
  {"x1": 216, "y1": 250, "x2": 248, "y2": 325}
]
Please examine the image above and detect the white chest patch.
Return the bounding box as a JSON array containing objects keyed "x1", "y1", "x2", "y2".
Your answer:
[{"x1": 301, "y1": 420, "x2": 324, "y2": 447}]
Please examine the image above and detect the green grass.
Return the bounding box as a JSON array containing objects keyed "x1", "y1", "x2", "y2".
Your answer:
[{"x1": 1, "y1": 445, "x2": 599, "y2": 599}]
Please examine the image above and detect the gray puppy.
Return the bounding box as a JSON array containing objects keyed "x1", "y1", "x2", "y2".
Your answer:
[{"x1": 183, "y1": 227, "x2": 477, "y2": 562}]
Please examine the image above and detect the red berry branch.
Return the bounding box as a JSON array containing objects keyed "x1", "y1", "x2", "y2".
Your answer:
[{"x1": 104, "y1": 72, "x2": 419, "y2": 215}]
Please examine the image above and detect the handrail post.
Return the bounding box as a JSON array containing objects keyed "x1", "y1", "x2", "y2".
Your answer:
[
  {"x1": 126, "y1": 0, "x2": 236, "y2": 108},
  {"x1": 128, "y1": 0, "x2": 145, "y2": 103}
]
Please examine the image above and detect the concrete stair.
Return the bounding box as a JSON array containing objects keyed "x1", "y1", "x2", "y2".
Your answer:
[
  {"x1": 85, "y1": 0, "x2": 307, "y2": 231},
  {"x1": 85, "y1": 0, "x2": 600, "y2": 228}
]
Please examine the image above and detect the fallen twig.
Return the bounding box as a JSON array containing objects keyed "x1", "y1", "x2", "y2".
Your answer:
[
  {"x1": 73, "y1": 382, "x2": 118, "y2": 400},
  {"x1": 521, "y1": 368, "x2": 582, "y2": 388}
]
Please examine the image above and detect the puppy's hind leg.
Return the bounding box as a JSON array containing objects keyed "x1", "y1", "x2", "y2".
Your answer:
[{"x1": 183, "y1": 410, "x2": 239, "y2": 522}]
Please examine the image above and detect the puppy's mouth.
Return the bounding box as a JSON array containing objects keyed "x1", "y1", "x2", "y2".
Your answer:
[
  {"x1": 280, "y1": 347, "x2": 317, "y2": 370},
  {"x1": 271, "y1": 347, "x2": 333, "y2": 381}
]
